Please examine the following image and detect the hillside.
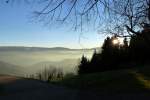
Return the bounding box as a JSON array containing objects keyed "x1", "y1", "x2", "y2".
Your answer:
[
  {"x1": 56, "y1": 65, "x2": 150, "y2": 93},
  {"x1": 0, "y1": 61, "x2": 26, "y2": 77},
  {"x1": 0, "y1": 65, "x2": 150, "y2": 100}
]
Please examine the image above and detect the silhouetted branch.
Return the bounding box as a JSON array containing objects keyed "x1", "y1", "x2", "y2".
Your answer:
[{"x1": 5, "y1": 0, "x2": 150, "y2": 37}]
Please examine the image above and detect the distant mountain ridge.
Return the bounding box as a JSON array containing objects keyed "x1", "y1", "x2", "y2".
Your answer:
[
  {"x1": 0, "y1": 46, "x2": 69, "y2": 51},
  {"x1": 0, "y1": 46, "x2": 99, "y2": 51}
]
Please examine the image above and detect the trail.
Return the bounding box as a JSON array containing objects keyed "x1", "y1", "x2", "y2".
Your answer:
[{"x1": 0, "y1": 75, "x2": 150, "y2": 100}]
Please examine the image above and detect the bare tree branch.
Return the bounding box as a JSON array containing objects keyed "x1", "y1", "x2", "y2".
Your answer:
[{"x1": 5, "y1": 0, "x2": 150, "y2": 37}]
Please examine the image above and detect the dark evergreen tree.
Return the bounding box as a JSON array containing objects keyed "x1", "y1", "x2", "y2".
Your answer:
[
  {"x1": 123, "y1": 37, "x2": 128, "y2": 49},
  {"x1": 119, "y1": 37, "x2": 129, "y2": 66},
  {"x1": 78, "y1": 35, "x2": 124, "y2": 74},
  {"x1": 129, "y1": 25, "x2": 150, "y2": 63},
  {"x1": 101, "y1": 36, "x2": 120, "y2": 70},
  {"x1": 78, "y1": 55, "x2": 89, "y2": 74},
  {"x1": 90, "y1": 49, "x2": 102, "y2": 72},
  {"x1": 91, "y1": 49, "x2": 99, "y2": 65}
]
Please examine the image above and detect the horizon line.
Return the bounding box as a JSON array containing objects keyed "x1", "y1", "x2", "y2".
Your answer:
[{"x1": 0, "y1": 45, "x2": 100, "y2": 50}]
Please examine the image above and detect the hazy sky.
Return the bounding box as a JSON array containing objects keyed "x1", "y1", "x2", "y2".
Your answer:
[{"x1": 0, "y1": 1, "x2": 105, "y2": 49}]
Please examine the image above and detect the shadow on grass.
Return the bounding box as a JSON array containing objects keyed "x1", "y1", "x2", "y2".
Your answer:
[
  {"x1": 130, "y1": 70, "x2": 150, "y2": 90},
  {"x1": 53, "y1": 68, "x2": 150, "y2": 94},
  {"x1": 0, "y1": 84, "x2": 4, "y2": 95}
]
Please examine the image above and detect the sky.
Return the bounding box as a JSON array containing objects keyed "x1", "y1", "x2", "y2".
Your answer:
[{"x1": 0, "y1": 1, "x2": 105, "y2": 49}]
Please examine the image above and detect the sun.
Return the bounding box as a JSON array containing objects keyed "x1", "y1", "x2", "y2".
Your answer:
[
  {"x1": 112, "y1": 37, "x2": 124, "y2": 45},
  {"x1": 112, "y1": 39, "x2": 119, "y2": 45}
]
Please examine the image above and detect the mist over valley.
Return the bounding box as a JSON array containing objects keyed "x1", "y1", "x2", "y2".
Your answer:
[{"x1": 0, "y1": 46, "x2": 95, "y2": 76}]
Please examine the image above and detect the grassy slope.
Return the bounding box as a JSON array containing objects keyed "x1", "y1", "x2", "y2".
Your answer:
[{"x1": 55, "y1": 65, "x2": 150, "y2": 93}]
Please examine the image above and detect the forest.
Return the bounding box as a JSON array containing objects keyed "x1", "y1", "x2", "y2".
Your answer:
[{"x1": 78, "y1": 27, "x2": 150, "y2": 74}]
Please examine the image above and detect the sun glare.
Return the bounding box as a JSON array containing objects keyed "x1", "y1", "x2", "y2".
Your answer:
[
  {"x1": 118, "y1": 38, "x2": 124, "y2": 45},
  {"x1": 112, "y1": 37, "x2": 124, "y2": 45},
  {"x1": 113, "y1": 39, "x2": 119, "y2": 45}
]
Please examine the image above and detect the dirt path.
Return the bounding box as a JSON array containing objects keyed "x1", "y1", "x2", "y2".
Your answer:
[
  {"x1": 0, "y1": 75, "x2": 100, "y2": 100},
  {"x1": 0, "y1": 75, "x2": 150, "y2": 100}
]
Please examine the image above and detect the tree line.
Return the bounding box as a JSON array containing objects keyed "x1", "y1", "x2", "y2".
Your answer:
[{"x1": 78, "y1": 25, "x2": 150, "y2": 74}]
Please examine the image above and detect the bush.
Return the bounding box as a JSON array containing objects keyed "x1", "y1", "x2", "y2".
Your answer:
[{"x1": 29, "y1": 66, "x2": 64, "y2": 82}]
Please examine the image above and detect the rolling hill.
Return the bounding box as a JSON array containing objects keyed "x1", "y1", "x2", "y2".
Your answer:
[{"x1": 0, "y1": 61, "x2": 26, "y2": 76}]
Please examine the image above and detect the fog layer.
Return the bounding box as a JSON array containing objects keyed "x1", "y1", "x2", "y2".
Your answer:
[{"x1": 0, "y1": 47, "x2": 94, "y2": 76}]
